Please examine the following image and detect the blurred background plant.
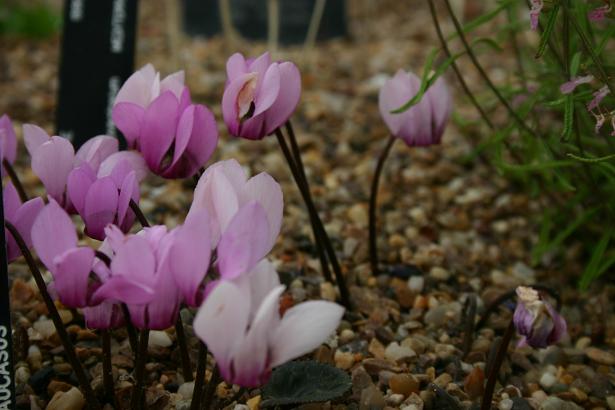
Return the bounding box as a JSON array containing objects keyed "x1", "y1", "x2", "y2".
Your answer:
[
  {"x1": 411, "y1": 0, "x2": 614, "y2": 288},
  {"x1": 0, "y1": 0, "x2": 60, "y2": 39}
]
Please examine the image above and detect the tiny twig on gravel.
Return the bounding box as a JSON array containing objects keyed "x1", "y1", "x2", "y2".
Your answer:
[{"x1": 461, "y1": 294, "x2": 477, "y2": 359}]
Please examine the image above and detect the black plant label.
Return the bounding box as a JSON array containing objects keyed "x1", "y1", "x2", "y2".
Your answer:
[
  {"x1": 56, "y1": 0, "x2": 139, "y2": 148},
  {"x1": 0, "y1": 186, "x2": 15, "y2": 410}
]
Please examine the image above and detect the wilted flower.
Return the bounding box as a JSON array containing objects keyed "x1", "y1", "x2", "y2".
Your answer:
[
  {"x1": 513, "y1": 286, "x2": 567, "y2": 348},
  {"x1": 194, "y1": 259, "x2": 344, "y2": 387},
  {"x1": 188, "y1": 159, "x2": 283, "y2": 250},
  {"x1": 560, "y1": 75, "x2": 594, "y2": 94},
  {"x1": 587, "y1": 85, "x2": 611, "y2": 111},
  {"x1": 112, "y1": 64, "x2": 218, "y2": 178},
  {"x1": 92, "y1": 209, "x2": 211, "y2": 329},
  {"x1": 378, "y1": 70, "x2": 452, "y2": 147},
  {"x1": 222, "y1": 52, "x2": 301, "y2": 140},
  {"x1": 0, "y1": 114, "x2": 18, "y2": 172},
  {"x1": 530, "y1": 0, "x2": 543, "y2": 30},
  {"x1": 3, "y1": 181, "x2": 44, "y2": 262}
]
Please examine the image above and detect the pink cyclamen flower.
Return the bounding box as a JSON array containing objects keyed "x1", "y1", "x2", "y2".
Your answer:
[
  {"x1": 588, "y1": 3, "x2": 611, "y2": 22},
  {"x1": 587, "y1": 85, "x2": 611, "y2": 111},
  {"x1": 379, "y1": 70, "x2": 452, "y2": 147},
  {"x1": 560, "y1": 75, "x2": 594, "y2": 94},
  {"x1": 222, "y1": 52, "x2": 301, "y2": 140},
  {"x1": 513, "y1": 286, "x2": 567, "y2": 348},
  {"x1": 0, "y1": 115, "x2": 18, "y2": 172},
  {"x1": 188, "y1": 159, "x2": 283, "y2": 250},
  {"x1": 194, "y1": 259, "x2": 344, "y2": 387},
  {"x1": 3, "y1": 181, "x2": 44, "y2": 263},
  {"x1": 530, "y1": 0, "x2": 543, "y2": 30},
  {"x1": 67, "y1": 158, "x2": 140, "y2": 240},
  {"x1": 112, "y1": 64, "x2": 218, "y2": 178},
  {"x1": 92, "y1": 209, "x2": 211, "y2": 329},
  {"x1": 31, "y1": 200, "x2": 98, "y2": 308}
]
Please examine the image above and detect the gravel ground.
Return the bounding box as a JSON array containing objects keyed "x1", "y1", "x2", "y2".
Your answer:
[{"x1": 1, "y1": 1, "x2": 615, "y2": 409}]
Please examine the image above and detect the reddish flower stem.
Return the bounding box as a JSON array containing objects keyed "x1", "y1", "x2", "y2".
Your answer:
[
  {"x1": 4, "y1": 221, "x2": 101, "y2": 409},
  {"x1": 275, "y1": 128, "x2": 351, "y2": 309},
  {"x1": 481, "y1": 318, "x2": 515, "y2": 410},
  {"x1": 190, "y1": 342, "x2": 208, "y2": 410},
  {"x1": 368, "y1": 135, "x2": 396, "y2": 276},
  {"x1": 3, "y1": 159, "x2": 28, "y2": 202},
  {"x1": 101, "y1": 329, "x2": 116, "y2": 406},
  {"x1": 131, "y1": 328, "x2": 150, "y2": 410}
]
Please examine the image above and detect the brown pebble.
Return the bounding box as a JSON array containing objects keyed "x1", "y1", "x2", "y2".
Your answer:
[
  {"x1": 47, "y1": 380, "x2": 73, "y2": 396},
  {"x1": 388, "y1": 374, "x2": 420, "y2": 397},
  {"x1": 464, "y1": 367, "x2": 484, "y2": 399}
]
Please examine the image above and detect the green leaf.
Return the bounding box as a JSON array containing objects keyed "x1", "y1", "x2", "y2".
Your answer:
[
  {"x1": 579, "y1": 229, "x2": 612, "y2": 289},
  {"x1": 561, "y1": 95, "x2": 574, "y2": 141},
  {"x1": 535, "y1": 6, "x2": 560, "y2": 59},
  {"x1": 567, "y1": 152, "x2": 615, "y2": 163},
  {"x1": 445, "y1": 0, "x2": 514, "y2": 42},
  {"x1": 262, "y1": 361, "x2": 351, "y2": 407},
  {"x1": 500, "y1": 160, "x2": 576, "y2": 172},
  {"x1": 570, "y1": 52, "x2": 582, "y2": 76}
]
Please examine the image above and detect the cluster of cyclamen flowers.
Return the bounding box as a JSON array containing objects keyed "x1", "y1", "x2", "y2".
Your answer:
[{"x1": 1, "y1": 48, "x2": 568, "y2": 399}]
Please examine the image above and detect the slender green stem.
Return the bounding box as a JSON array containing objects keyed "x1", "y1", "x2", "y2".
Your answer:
[
  {"x1": 505, "y1": 3, "x2": 527, "y2": 89},
  {"x1": 368, "y1": 136, "x2": 396, "y2": 276},
  {"x1": 3, "y1": 159, "x2": 28, "y2": 202},
  {"x1": 481, "y1": 318, "x2": 515, "y2": 410},
  {"x1": 275, "y1": 129, "x2": 351, "y2": 309},
  {"x1": 189, "y1": 342, "x2": 208, "y2": 410},
  {"x1": 564, "y1": 6, "x2": 614, "y2": 96},
  {"x1": 102, "y1": 330, "x2": 116, "y2": 406},
  {"x1": 175, "y1": 314, "x2": 193, "y2": 382},
  {"x1": 131, "y1": 328, "x2": 150, "y2": 410},
  {"x1": 4, "y1": 221, "x2": 101, "y2": 410},
  {"x1": 283, "y1": 122, "x2": 332, "y2": 283},
  {"x1": 442, "y1": 0, "x2": 541, "y2": 140}
]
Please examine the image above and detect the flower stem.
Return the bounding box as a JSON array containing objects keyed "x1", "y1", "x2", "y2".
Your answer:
[
  {"x1": 461, "y1": 294, "x2": 477, "y2": 359},
  {"x1": 480, "y1": 318, "x2": 515, "y2": 410},
  {"x1": 368, "y1": 135, "x2": 396, "y2": 276},
  {"x1": 189, "y1": 342, "x2": 208, "y2": 410},
  {"x1": 203, "y1": 364, "x2": 221, "y2": 410},
  {"x1": 131, "y1": 328, "x2": 150, "y2": 410},
  {"x1": 2, "y1": 159, "x2": 28, "y2": 202},
  {"x1": 175, "y1": 314, "x2": 193, "y2": 382},
  {"x1": 102, "y1": 330, "x2": 116, "y2": 406},
  {"x1": 4, "y1": 221, "x2": 101, "y2": 409},
  {"x1": 283, "y1": 121, "x2": 333, "y2": 283},
  {"x1": 275, "y1": 128, "x2": 351, "y2": 309},
  {"x1": 129, "y1": 199, "x2": 150, "y2": 228}
]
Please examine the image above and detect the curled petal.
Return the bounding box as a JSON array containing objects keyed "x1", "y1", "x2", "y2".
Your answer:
[
  {"x1": 99, "y1": 151, "x2": 148, "y2": 182},
  {"x1": 31, "y1": 200, "x2": 78, "y2": 270},
  {"x1": 0, "y1": 114, "x2": 17, "y2": 164},
  {"x1": 31, "y1": 136, "x2": 75, "y2": 202},
  {"x1": 75, "y1": 135, "x2": 119, "y2": 172},
  {"x1": 263, "y1": 62, "x2": 301, "y2": 135},
  {"x1": 23, "y1": 124, "x2": 50, "y2": 157},
  {"x1": 52, "y1": 247, "x2": 95, "y2": 308}
]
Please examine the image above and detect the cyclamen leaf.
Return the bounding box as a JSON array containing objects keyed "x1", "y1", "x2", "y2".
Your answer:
[{"x1": 262, "y1": 361, "x2": 351, "y2": 407}]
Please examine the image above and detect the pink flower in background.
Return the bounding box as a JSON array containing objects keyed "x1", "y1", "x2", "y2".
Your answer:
[
  {"x1": 379, "y1": 70, "x2": 452, "y2": 147},
  {"x1": 0, "y1": 115, "x2": 18, "y2": 172},
  {"x1": 93, "y1": 209, "x2": 211, "y2": 329},
  {"x1": 67, "y1": 159, "x2": 140, "y2": 240},
  {"x1": 587, "y1": 85, "x2": 610, "y2": 111},
  {"x1": 188, "y1": 159, "x2": 283, "y2": 250},
  {"x1": 560, "y1": 75, "x2": 594, "y2": 94},
  {"x1": 530, "y1": 0, "x2": 543, "y2": 30},
  {"x1": 222, "y1": 52, "x2": 301, "y2": 140},
  {"x1": 3, "y1": 181, "x2": 44, "y2": 263},
  {"x1": 588, "y1": 3, "x2": 611, "y2": 21},
  {"x1": 513, "y1": 286, "x2": 567, "y2": 348},
  {"x1": 194, "y1": 260, "x2": 344, "y2": 387},
  {"x1": 31, "y1": 200, "x2": 98, "y2": 308},
  {"x1": 112, "y1": 64, "x2": 218, "y2": 179},
  {"x1": 82, "y1": 302, "x2": 124, "y2": 330}
]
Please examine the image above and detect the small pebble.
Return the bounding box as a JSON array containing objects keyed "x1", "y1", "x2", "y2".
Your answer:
[
  {"x1": 389, "y1": 374, "x2": 420, "y2": 396},
  {"x1": 429, "y1": 267, "x2": 450, "y2": 281},
  {"x1": 384, "y1": 342, "x2": 416, "y2": 363},
  {"x1": 148, "y1": 330, "x2": 173, "y2": 348},
  {"x1": 46, "y1": 387, "x2": 85, "y2": 410},
  {"x1": 407, "y1": 276, "x2": 424, "y2": 292},
  {"x1": 334, "y1": 350, "x2": 355, "y2": 370},
  {"x1": 177, "y1": 382, "x2": 194, "y2": 400}
]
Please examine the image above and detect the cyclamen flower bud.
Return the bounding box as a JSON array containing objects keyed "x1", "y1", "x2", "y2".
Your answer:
[
  {"x1": 378, "y1": 70, "x2": 452, "y2": 147},
  {"x1": 513, "y1": 286, "x2": 567, "y2": 348}
]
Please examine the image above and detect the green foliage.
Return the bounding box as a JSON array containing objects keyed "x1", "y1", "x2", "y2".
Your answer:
[
  {"x1": 0, "y1": 0, "x2": 60, "y2": 39},
  {"x1": 262, "y1": 361, "x2": 351, "y2": 407},
  {"x1": 413, "y1": 0, "x2": 615, "y2": 287}
]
